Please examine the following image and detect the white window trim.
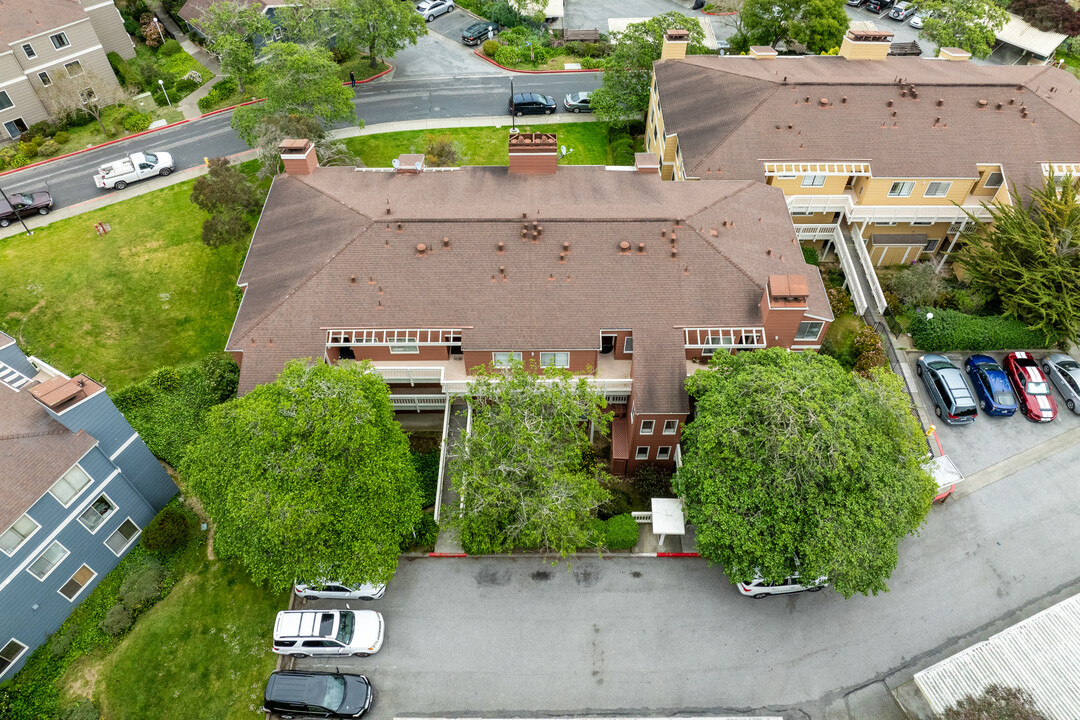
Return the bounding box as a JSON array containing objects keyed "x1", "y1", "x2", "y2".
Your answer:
[
  {"x1": 888, "y1": 181, "x2": 914, "y2": 197},
  {"x1": 50, "y1": 32, "x2": 71, "y2": 51},
  {"x1": 984, "y1": 172, "x2": 1004, "y2": 189},
  {"x1": 0, "y1": 90, "x2": 13, "y2": 112},
  {"x1": 57, "y1": 564, "x2": 97, "y2": 602},
  {"x1": 65, "y1": 60, "x2": 84, "y2": 78},
  {"x1": 492, "y1": 351, "x2": 522, "y2": 368},
  {"x1": 657, "y1": 446, "x2": 672, "y2": 460},
  {"x1": 37, "y1": 71, "x2": 52, "y2": 86},
  {"x1": 49, "y1": 462, "x2": 93, "y2": 509},
  {"x1": 27, "y1": 541, "x2": 70, "y2": 582},
  {"x1": 801, "y1": 175, "x2": 826, "y2": 187},
  {"x1": 0, "y1": 639, "x2": 29, "y2": 678},
  {"x1": 0, "y1": 514, "x2": 42, "y2": 557},
  {"x1": 910, "y1": 220, "x2": 934, "y2": 226},
  {"x1": 105, "y1": 517, "x2": 141, "y2": 556},
  {"x1": 776, "y1": 174, "x2": 797, "y2": 180},
  {"x1": 623, "y1": 336, "x2": 633, "y2": 354},
  {"x1": 20, "y1": 44, "x2": 103, "y2": 76},
  {"x1": 640, "y1": 419, "x2": 654, "y2": 435},
  {"x1": 539, "y1": 352, "x2": 569, "y2": 368},
  {"x1": 635, "y1": 446, "x2": 650, "y2": 460},
  {"x1": 77, "y1": 492, "x2": 117, "y2": 535},
  {"x1": 22, "y1": 43, "x2": 36, "y2": 59},
  {"x1": 923, "y1": 181, "x2": 951, "y2": 198},
  {"x1": 388, "y1": 344, "x2": 419, "y2": 354},
  {"x1": 795, "y1": 321, "x2": 824, "y2": 342},
  {"x1": 663, "y1": 420, "x2": 678, "y2": 435}
]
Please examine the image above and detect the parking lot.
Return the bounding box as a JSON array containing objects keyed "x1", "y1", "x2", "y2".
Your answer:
[
  {"x1": 905, "y1": 350, "x2": 1080, "y2": 479},
  {"x1": 843, "y1": 2, "x2": 936, "y2": 55}
]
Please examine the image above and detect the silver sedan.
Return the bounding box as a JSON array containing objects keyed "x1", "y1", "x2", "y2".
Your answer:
[{"x1": 1042, "y1": 353, "x2": 1080, "y2": 413}]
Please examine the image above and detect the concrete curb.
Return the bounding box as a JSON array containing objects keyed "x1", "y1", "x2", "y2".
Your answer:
[
  {"x1": 473, "y1": 48, "x2": 604, "y2": 73},
  {"x1": 339, "y1": 63, "x2": 394, "y2": 86},
  {"x1": 330, "y1": 113, "x2": 601, "y2": 139},
  {"x1": 421, "y1": 552, "x2": 700, "y2": 559}
]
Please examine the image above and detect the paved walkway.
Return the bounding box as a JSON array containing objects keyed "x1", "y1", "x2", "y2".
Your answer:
[
  {"x1": 433, "y1": 400, "x2": 468, "y2": 554},
  {"x1": 154, "y1": 6, "x2": 223, "y2": 120},
  {"x1": 337, "y1": 112, "x2": 601, "y2": 139}
]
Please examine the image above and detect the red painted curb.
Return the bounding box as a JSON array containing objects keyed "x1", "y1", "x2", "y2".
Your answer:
[
  {"x1": 657, "y1": 552, "x2": 700, "y2": 557},
  {"x1": 199, "y1": 97, "x2": 265, "y2": 119},
  {"x1": 428, "y1": 552, "x2": 468, "y2": 557},
  {"x1": 339, "y1": 63, "x2": 394, "y2": 86},
  {"x1": 473, "y1": 49, "x2": 604, "y2": 73}
]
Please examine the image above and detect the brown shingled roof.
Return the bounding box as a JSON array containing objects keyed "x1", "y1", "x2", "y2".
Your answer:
[
  {"x1": 228, "y1": 165, "x2": 831, "y2": 413},
  {"x1": 654, "y1": 55, "x2": 1080, "y2": 191},
  {"x1": 0, "y1": 0, "x2": 89, "y2": 47}
]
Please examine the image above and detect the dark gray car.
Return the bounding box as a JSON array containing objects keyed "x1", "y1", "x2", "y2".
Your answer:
[
  {"x1": 1042, "y1": 353, "x2": 1080, "y2": 413},
  {"x1": 916, "y1": 354, "x2": 977, "y2": 424}
]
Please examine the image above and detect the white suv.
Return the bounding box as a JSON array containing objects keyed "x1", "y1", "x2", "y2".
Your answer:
[
  {"x1": 273, "y1": 609, "x2": 385, "y2": 658},
  {"x1": 737, "y1": 574, "x2": 827, "y2": 599},
  {"x1": 294, "y1": 581, "x2": 386, "y2": 601}
]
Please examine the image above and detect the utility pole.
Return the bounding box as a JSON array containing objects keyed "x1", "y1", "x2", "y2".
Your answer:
[{"x1": 0, "y1": 184, "x2": 33, "y2": 236}]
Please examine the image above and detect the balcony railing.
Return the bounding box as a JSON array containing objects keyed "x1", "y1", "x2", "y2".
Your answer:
[
  {"x1": 374, "y1": 366, "x2": 445, "y2": 385},
  {"x1": 830, "y1": 226, "x2": 868, "y2": 315},
  {"x1": 787, "y1": 194, "x2": 855, "y2": 217},
  {"x1": 442, "y1": 376, "x2": 631, "y2": 399},
  {"x1": 794, "y1": 224, "x2": 840, "y2": 240},
  {"x1": 390, "y1": 394, "x2": 448, "y2": 412},
  {"x1": 849, "y1": 203, "x2": 991, "y2": 224},
  {"x1": 848, "y1": 222, "x2": 888, "y2": 314},
  {"x1": 684, "y1": 327, "x2": 767, "y2": 350}
]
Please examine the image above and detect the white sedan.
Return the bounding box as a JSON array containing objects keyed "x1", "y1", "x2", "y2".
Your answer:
[
  {"x1": 417, "y1": 0, "x2": 454, "y2": 21},
  {"x1": 294, "y1": 581, "x2": 387, "y2": 601},
  {"x1": 909, "y1": 13, "x2": 924, "y2": 27}
]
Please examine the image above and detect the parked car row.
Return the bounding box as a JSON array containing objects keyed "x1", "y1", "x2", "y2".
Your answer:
[
  {"x1": 916, "y1": 351, "x2": 1080, "y2": 425},
  {"x1": 847, "y1": 0, "x2": 922, "y2": 22},
  {"x1": 508, "y1": 91, "x2": 593, "y2": 116},
  {"x1": 415, "y1": 0, "x2": 453, "y2": 22}
]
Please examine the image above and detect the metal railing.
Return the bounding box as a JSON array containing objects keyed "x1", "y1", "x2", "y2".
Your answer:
[
  {"x1": 433, "y1": 395, "x2": 451, "y2": 524},
  {"x1": 443, "y1": 376, "x2": 632, "y2": 398},
  {"x1": 390, "y1": 395, "x2": 448, "y2": 412},
  {"x1": 849, "y1": 203, "x2": 991, "y2": 225},
  {"x1": 631, "y1": 512, "x2": 653, "y2": 524},
  {"x1": 867, "y1": 315, "x2": 934, "y2": 456},
  {"x1": 373, "y1": 366, "x2": 444, "y2": 385},
  {"x1": 794, "y1": 224, "x2": 840, "y2": 240},
  {"x1": 830, "y1": 226, "x2": 868, "y2": 315},
  {"x1": 848, "y1": 223, "x2": 888, "y2": 313},
  {"x1": 786, "y1": 194, "x2": 855, "y2": 216}
]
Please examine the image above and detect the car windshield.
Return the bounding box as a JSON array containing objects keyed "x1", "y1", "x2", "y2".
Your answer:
[
  {"x1": 323, "y1": 675, "x2": 346, "y2": 710},
  {"x1": 1027, "y1": 382, "x2": 1050, "y2": 395},
  {"x1": 336, "y1": 612, "x2": 354, "y2": 644},
  {"x1": 927, "y1": 360, "x2": 954, "y2": 370},
  {"x1": 19, "y1": 193, "x2": 34, "y2": 205},
  {"x1": 1060, "y1": 360, "x2": 1080, "y2": 370},
  {"x1": 994, "y1": 392, "x2": 1016, "y2": 406},
  {"x1": 981, "y1": 362, "x2": 1003, "y2": 373},
  {"x1": 144, "y1": 152, "x2": 158, "y2": 164}
]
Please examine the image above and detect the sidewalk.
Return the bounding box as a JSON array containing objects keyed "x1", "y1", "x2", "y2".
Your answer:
[
  {"x1": 333, "y1": 113, "x2": 601, "y2": 139},
  {"x1": 154, "y1": 6, "x2": 223, "y2": 120}
]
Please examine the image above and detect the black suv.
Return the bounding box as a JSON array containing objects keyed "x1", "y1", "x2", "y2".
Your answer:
[
  {"x1": 866, "y1": 0, "x2": 894, "y2": 11},
  {"x1": 462, "y1": 21, "x2": 495, "y2": 45},
  {"x1": 508, "y1": 92, "x2": 556, "y2": 116},
  {"x1": 263, "y1": 670, "x2": 373, "y2": 718},
  {"x1": 1, "y1": 189, "x2": 52, "y2": 227}
]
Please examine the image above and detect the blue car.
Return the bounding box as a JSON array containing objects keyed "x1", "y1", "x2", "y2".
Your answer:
[{"x1": 964, "y1": 354, "x2": 1019, "y2": 416}]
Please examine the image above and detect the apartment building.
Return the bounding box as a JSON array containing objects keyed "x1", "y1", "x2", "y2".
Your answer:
[
  {"x1": 225, "y1": 135, "x2": 832, "y2": 475},
  {"x1": 0, "y1": 331, "x2": 176, "y2": 680},
  {"x1": 645, "y1": 28, "x2": 1080, "y2": 311},
  {"x1": 0, "y1": 0, "x2": 133, "y2": 138}
]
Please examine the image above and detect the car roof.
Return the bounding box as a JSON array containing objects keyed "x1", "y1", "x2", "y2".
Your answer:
[
  {"x1": 466, "y1": 21, "x2": 489, "y2": 29},
  {"x1": 275, "y1": 610, "x2": 338, "y2": 639},
  {"x1": 266, "y1": 671, "x2": 331, "y2": 704}
]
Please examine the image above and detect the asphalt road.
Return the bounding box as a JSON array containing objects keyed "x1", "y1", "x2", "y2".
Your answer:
[
  {"x1": 292, "y1": 445, "x2": 1080, "y2": 719},
  {"x1": 0, "y1": 74, "x2": 601, "y2": 212}
]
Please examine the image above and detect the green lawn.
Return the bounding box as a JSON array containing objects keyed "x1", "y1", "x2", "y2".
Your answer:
[
  {"x1": 96, "y1": 560, "x2": 284, "y2": 720},
  {"x1": 343, "y1": 122, "x2": 615, "y2": 168},
  {"x1": 0, "y1": 181, "x2": 246, "y2": 389}
]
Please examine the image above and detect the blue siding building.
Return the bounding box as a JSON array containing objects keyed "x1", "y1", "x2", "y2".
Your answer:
[{"x1": 0, "y1": 331, "x2": 177, "y2": 679}]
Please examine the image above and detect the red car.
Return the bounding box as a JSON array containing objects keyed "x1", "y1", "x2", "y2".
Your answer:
[{"x1": 1004, "y1": 351, "x2": 1057, "y2": 422}]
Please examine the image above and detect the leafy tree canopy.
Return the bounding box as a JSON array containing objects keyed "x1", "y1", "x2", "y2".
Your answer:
[
  {"x1": 182, "y1": 360, "x2": 423, "y2": 591},
  {"x1": 957, "y1": 174, "x2": 1080, "y2": 345},
  {"x1": 200, "y1": 1, "x2": 273, "y2": 91},
  {"x1": 943, "y1": 684, "x2": 1049, "y2": 720},
  {"x1": 740, "y1": 0, "x2": 849, "y2": 52},
  {"x1": 676, "y1": 348, "x2": 936, "y2": 597},
  {"x1": 1011, "y1": 0, "x2": 1080, "y2": 35},
  {"x1": 447, "y1": 361, "x2": 612, "y2": 556},
  {"x1": 333, "y1": 0, "x2": 428, "y2": 68},
  {"x1": 917, "y1": 0, "x2": 1008, "y2": 59},
  {"x1": 591, "y1": 12, "x2": 707, "y2": 126}
]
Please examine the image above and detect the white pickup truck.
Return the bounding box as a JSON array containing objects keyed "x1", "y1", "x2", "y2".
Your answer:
[{"x1": 93, "y1": 151, "x2": 175, "y2": 190}]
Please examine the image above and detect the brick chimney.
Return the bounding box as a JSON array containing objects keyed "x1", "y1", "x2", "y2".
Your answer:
[
  {"x1": 661, "y1": 29, "x2": 690, "y2": 60},
  {"x1": 278, "y1": 138, "x2": 317, "y2": 175},
  {"x1": 939, "y1": 47, "x2": 972, "y2": 62},
  {"x1": 634, "y1": 152, "x2": 660, "y2": 174},
  {"x1": 748, "y1": 46, "x2": 778, "y2": 60},
  {"x1": 30, "y1": 374, "x2": 103, "y2": 412},
  {"x1": 839, "y1": 25, "x2": 893, "y2": 60},
  {"x1": 760, "y1": 274, "x2": 810, "y2": 347},
  {"x1": 508, "y1": 132, "x2": 558, "y2": 175}
]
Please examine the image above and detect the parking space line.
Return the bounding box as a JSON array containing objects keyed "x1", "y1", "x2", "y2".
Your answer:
[{"x1": 954, "y1": 426, "x2": 1080, "y2": 498}]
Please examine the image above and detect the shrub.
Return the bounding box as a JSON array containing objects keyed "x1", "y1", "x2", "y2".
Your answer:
[
  {"x1": 597, "y1": 487, "x2": 631, "y2": 520},
  {"x1": 331, "y1": 46, "x2": 356, "y2": 63},
  {"x1": 424, "y1": 135, "x2": 460, "y2": 167},
  {"x1": 122, "y1": 111, "x2": 152, "y2": 133},
  {"x1": 19, "y1": 138, "x2": 42, "y2": 156},
  {"x1": 23, "y1": 120, "x2": 55, "y2": 142},
  {"x1": 60, "y1": 109, "x2": 95, "y2": 129},
  {"x1": 119, "y1": 557, "x2": 165, "y2": 612},
  {"x1": 37, "y1": 139, "x2": 61, "y2": 157},
  {"x1": 852, "y1": 325, "x2": 888, "y2": 377},
  {"x1": 887, "y1": 261, "x2": 945, "y2": 308},
  {"x1": 632, "y1": 464, "x2": 674, "y2": 498},
  {"x1": 108, "y1": 51, "x2": 142, "y2": 89},
  {"x1": 909, "y1": 308, "x2": 1051, "y2": 351},
  {"x1": 493, "y1": 44, "x2": 522, "y2": 66},
  {"x1": 197, "y1": 76, "x2": 238, "y2": 113},
  {"x1": 53, "y1": 130, "x2": 70, "y2": 144},
  {"x1": 802, "y1": 245, "x2": 819, "y2": 265},
  {"x1": 202, "y1": 211, "x2": 252, "y2": 247},
  {"x1": 827, "y1": 285, "x2": 853, "y2": 316},
  {"x1": 482, "y1": 39, "x2": 501, "y2": 57},
  {"x1": 199, "y1": 353, "x2": 240, "y2": 404},
  {"x1": 48, "y1": 624, "x2": 79, "y2": 658},
  {"x1": 945, "y1": 286, "x2": 990, "y2": 315},
  {"x1": 412, "y1": 449, "x2": 440, "y2": 507},
  {"x1": 141, "y1": 506, "x2": 191, "y2": 552},
  {"x1": 148, "y1": 366, "x2": 182, "y2": 392},
  {"x1": 150, "y1": 87, "x2": 168, "y2": 106},
  {"x1": 62, "y1": 699, "x2": 100, "y2": 720},
  {"x1": 100, "y1": 604, "x2": 133, "y2": 636},
  {"x1": 174, "y1": 77, "x2": 198, "y2": 95},
  {"x1": 579, "y1": 57, "x2": 603, "y2": 70},
  {"x1": 604, "y1": 514, "x2": 640, "y2": 550},
  {"x1": 161, "y1": 38, "x2": 183, "y2": 55},
  {"x1": 400, "y1": 513, "x2": 438, "y2": 551}
]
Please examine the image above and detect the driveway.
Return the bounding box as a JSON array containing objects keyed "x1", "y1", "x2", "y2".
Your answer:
[{"x1": 843, "y1": 3, "x2": 937, "y2": 56}]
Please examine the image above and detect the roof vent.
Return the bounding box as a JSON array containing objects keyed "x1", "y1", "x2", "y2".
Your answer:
[
  {"x1": 638, "y1": 243, "x2": 646, "y2": 253},
  {"x1": 996, "y1": 102, "x2": 1003, "y2": 110},
  {"x1": 497, "y1": 241, "x2": 505, "y2": 253},
  {"x1": 937, "y1": 98, "x2": 944, "y2": 107},
  {"x1": 443, "y1": 236, "x2": 450, "y2": 248},
  {"x1": 978, "y1": 99, "x2": 988, "y2": 108},
  {"x1": 562, "y1": 241, "x2": 570, "y2": 250},
  {"x1": 619, "y1": 241, "x2": 630, "y2": 254},
  {"x1": 416, "y1": 243, "x2": 426, "y2": 256},
  {"x1": 819, "y1": 98, "x2": 828, "y2": 107},
  {"x1": 841, "y1": 96, "x2": 847, "y2": 104}
]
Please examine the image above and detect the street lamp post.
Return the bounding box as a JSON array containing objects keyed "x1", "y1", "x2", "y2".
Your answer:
[
  {"x1": 152, "y1": 17, "x2": 164, "y2": 46},
  {"x1": 0, "y1": 184, "x2": 33, "y2": 236},
  {"x1": 158, "y1": 78, "x2": 172, "y2": 107}
]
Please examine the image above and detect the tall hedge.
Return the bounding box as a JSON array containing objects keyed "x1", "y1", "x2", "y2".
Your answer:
[{"x1": 909, "y1": 308, "x2": 1050, "y2": 352}]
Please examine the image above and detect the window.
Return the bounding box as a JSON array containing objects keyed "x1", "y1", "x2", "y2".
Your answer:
[
  {"x1": 539, "y1": 352, "x2": 570, "y2": 368},
  {"x1": 79, "y1": 87, "x2": 96, "y2": 104},
  {"x1": 888, "y1": 181, "x2": 914, "y2": 197},
  {"x1": 0, "y1": 91, "x2": 12, "y2": 112},
  {"x1": 789, "y1": 210, "x2": 814, "y2": 217},
  {"x1": 28, "y1": 541, "x2": 69, "y2": 580},
  {"x1": 3, "y1": 118, "x2": 28, "y2": 139},
  {"x1": 657, "y1": 446, "x2": 672, "y2": 460},
  {"x1": 272, "y1": 25, "x2": 285, "y2": 40},
  {"x1": 492, "y1": 351, "x2": 521, "y2": 368},
  {"x1": 635, "y1": 446, "x2": 649, "y2": 460},
  {"x1": 924, "y1": 238, "x2": 941, "y2": 252},
  {"x1": 50, "y1": 464, "x2": 92, "y2": 506},
  {"x1": 795, "y1": 321, "x2": 824, "y2": 341},
  {"x1": 64, "y1": 60, "x2": 83, "y2": 77},
  {"x1": 22, "y1": 43, "x2": 36, "y2": 58},
  {"x1": 701, "y1": 336, "x2": 724, "y2": 356},
  {"x1": 984, "y1": 171, "x2": 1004, "y2": 189},
  {"x1": 105, "y1": 519, "x2": 140, "y2": 555},
  {"x1": 38, "y1": 71, "x2": 52, "y2": 87},
  {"x1": 78, "y1": 495, "x2": 116, "y2": 532},
  {"x1": 640, "y1": 420, "x2": 655, "y2": 435},
  {"x1": 50, "y1": 32, "x2": 70, "y2": 49},
  {"x1": 910, "y1": 220, "x2": 934, "y2": 226},
  {"x1": 801, "y1": 175, "x2": 826, "y2": 187},
  {"x1": 663, "y1": 419, "x2": 679, "y2": 435},
  {"x1": 1, "y1": 514, "x2": 41, "y2": 556},
  {"x1": 388, "y1": 343, "x2": 418, "y2": 354},
  {"x1": 776, "y1": 174, "x2": 797, "y2": 180},
  {"x1": 0, "y1": 640, "x2": 28, "y2": 676},
  {"x1": 623, "y1": 336, "x2": 633, "y2": 354},
  {"x1": 58, "y1": 565, "x2": 96, "y2": 601},
  {"x1": 924, "y1": 181, "x2": 951, "y2": 197}
]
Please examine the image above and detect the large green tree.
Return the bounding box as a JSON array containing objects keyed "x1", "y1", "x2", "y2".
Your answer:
[
  {"x1": 273, "y1": 0, "x2": 334, "y2": 47},
  {"x1": 916, "y1": 0, "x2": 1008, "y2": 59},
  {"x1": 676, "y1": 348, "x2": 936, "y2": 597},
  {"x1": 447, "y1": 361, "x2": 611, "y2": 557},
  {"x1": 200, "y1": 1, "x2": 273, "y2": 92},
  {"x1": 740, "y1": 0, "x2": 849, "y2": 52},
  {"x1": 182, "y1": 360, "x2": 423, "y2": 591},
  {"x1": 957, "y1": 174, "x2": 1080, "y2": 345},
  {"x1": 333, "y1": 0, "x2": 427, "y2": 69},
  {"x1": 591, "y1": 12, "x2": 706, "y2": 126}
]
